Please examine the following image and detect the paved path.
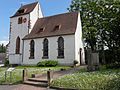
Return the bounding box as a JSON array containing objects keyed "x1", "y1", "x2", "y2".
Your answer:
[
  {"x1": 0, "y1": 84, "x2": 54, "y2": 90},
  {"x1": 35, "y1": 65, "x2": 87, "y2": 80},
  {"x1": 53, "y1": 65, "x2": 86, "y2": 79}
]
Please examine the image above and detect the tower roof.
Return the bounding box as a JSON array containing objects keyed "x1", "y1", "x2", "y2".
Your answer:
[
  {"x1": 23, "y1": 12, "x2": 79, "y2": 40},
  {"x1": 11, "y1": 2, "x2": 38, "y2": 18}
]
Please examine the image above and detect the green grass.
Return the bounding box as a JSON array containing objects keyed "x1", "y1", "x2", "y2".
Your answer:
[
  {"x1": 0, "y1": 67, "x2": 6, "y2": 72},
  {"x1": 51, "y1": 68, "x2": 120, "y2": 90},
  {"x1": 0, "y1": 66, "x2": 70, "y2": 85}
]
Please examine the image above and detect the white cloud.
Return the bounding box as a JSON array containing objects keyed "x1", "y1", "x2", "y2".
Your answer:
[{"x1": 0, "y1": 41, "x2": 9, "y2": 46}]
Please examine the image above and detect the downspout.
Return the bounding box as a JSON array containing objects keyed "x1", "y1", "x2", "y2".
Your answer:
[
  {"x1": 28, "y1": 13, "x2": 30, "y2": 34},
  {"x1": 22, "y1": 39, "x2": 24, "y2": 64}
]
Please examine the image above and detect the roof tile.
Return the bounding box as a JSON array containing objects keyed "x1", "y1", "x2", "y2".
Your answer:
[
  {"x1": 11, "y1": 2, "x2": 38, "y2": 18},
  {"x1": 23, "y1": 12, "x2": 78, "y2": 39}
]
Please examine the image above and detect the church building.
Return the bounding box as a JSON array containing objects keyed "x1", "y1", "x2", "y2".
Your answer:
[{"x1": 9, "y1": 2, "x2": 85, "y2": 65}]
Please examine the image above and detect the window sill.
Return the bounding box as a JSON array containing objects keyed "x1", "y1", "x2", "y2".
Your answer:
[
  {"x1": 57, "y1": 56, "x2": 64, "y2": 59},
  {"x1": 15, "y1": 53, "x2": 20, "y2": 54},
  {"x1": 15, "y1": 53, "x2": 22, "y2": 55},
  {"x1": 29, "y1": 56, "x2": 34, "y2": 59},
  {"x1": 42, "y1": 56, "x2": 49, "y2": 59}
]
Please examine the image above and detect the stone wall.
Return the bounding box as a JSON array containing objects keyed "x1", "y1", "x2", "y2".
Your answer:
[{"x1": 87, "y1": 49, "x2": 99, "y2": 71}]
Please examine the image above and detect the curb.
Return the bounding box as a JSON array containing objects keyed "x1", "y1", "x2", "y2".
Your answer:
[{"x1": 50, "y1": 86, "x2": 78, "y2": 90}]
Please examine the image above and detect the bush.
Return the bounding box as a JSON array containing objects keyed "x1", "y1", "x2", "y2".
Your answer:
[
  {"x1": 73, "y1": 60, "x2": 78, "y2": 65},
  {"x1": 104, "y1": 49, "x2": 120, "y2": 69},
  {"x1": 37, "y1": 60, "x2": 58, "y2": 67},
  {"x1": 105, "y1": 49, "x2": 120, "y2": 64},
  {"x1": 106, "y1": 62, "x2": 120, "y2": 69},
  {"x1": 4, "y1": 59, "x2": 9, "y2": 66}
]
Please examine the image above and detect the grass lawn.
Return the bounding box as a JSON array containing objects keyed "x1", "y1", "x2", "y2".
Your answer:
[
  {"x1": 0, "y1": 66, "x2": 70, "y2": 85},
  {"x1": 51, "y1": 68, "x2": 120, "y2": 90}
]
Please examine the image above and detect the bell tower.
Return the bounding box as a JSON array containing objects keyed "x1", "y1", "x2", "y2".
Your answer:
[{"x1": 9, "y1": 2, "x2": 43, "y2": 64}]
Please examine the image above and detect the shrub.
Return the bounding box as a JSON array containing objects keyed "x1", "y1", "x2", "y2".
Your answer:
[
  {"x1": 105, "y1": 49, "x2": 120, "y2": 64},
  {"x1": 73, "y1": 60, "x2": 78, "y2": 65},
  {"x1": 37, "y1": 60, "x2": 58, "y2": 67},
  {"x1": 104, "y1": 49, "x2": 120, "y2": 69},
  {"x1": 106, "y1": 62, "x2": 120, "y2": 69}
]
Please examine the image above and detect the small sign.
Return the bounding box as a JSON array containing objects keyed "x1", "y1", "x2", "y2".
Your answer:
[
  {"x1": 0, "y1": 64, "x2": 4, "y2": 67},
  {"x1": 7, "y1": 68, "x2": 15, "y2": 72}
]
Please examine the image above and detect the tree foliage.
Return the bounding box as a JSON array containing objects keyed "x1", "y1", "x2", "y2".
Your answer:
[
  {"x1": 68, "y1": 0, "x2": 120, "y2": 51},
  {"x1": 0, "y1": 44, "x2": 6, "y2": 53}
]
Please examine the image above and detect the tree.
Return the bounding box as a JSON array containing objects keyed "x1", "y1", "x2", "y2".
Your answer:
[
  {"x1": 0, "y1": 44, "x2": 6, "y2": 53},
  {"x1": 68, "y1": 0, "x2": 120, "y2": 65},
  {"x1": 68, "y1": 0, "x2": 120, "y2": 51},
  {"x1": 68, "y1": 0, "x2": 100, "y2": 51}
]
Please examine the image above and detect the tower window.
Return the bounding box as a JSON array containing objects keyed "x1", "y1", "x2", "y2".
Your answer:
[{"x1": 18, "y1": 17, "x2": 23, "y2": 24}]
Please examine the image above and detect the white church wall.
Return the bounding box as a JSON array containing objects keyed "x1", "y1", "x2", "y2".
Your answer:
[
  {"x1": 49, "y1": 35, "x2": 75, "y2": 65},
  {"x1": 29, "y1": 3, "x2": 43, "y2": 33},
  {"x1": 9, "y1": 54, "x2": 22, "y2": 64},
  {"x1": 22, "y1": 38, "x2": 43, "y2": 65},
  {"x1": 9, "y1": 2, "x2": 43, "y2": 64},
  {"x1": 75, "y1": 13, "x2": 85, "y2": 65},
  {"x1": 22, "y1": 35, "x2": 75, "y2": 65},
  {"x1": 9, "y1": 15, "x2": 29, "y2": 64},
  {"x1": 9, "y1": 15, "x2": 29, "y2": 53}
]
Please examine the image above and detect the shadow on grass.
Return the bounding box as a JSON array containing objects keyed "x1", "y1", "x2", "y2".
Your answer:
[
  {"x1": 0, "y1": 80, "x2": 22, "y2": 85},
  {"x1": 12, "y1": 80, "x2": 22, "y2": 85}
]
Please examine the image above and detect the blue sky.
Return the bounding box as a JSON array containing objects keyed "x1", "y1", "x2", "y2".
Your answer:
[{"x1": 0, "y1": 0, "x2": 72, "y2": 45}]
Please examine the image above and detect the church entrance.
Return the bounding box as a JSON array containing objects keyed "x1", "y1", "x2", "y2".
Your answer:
[{"x1": 79, "y1": 48, "x2": 82, "y2": 65}]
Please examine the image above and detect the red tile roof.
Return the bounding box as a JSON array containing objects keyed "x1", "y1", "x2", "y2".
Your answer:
[
  {"x1": 23, "y1": 12, "x2": 78, "y2": 40},
  {"x1": 11, "y1": 2, "x2": 38, "y2": 18}
]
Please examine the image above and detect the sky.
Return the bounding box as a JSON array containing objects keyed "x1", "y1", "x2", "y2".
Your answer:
[{"x1": 0, "y1": 0, "x2": 72, "y2": 45}]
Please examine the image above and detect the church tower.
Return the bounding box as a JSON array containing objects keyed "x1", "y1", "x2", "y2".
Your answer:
[{"x1": 9, "y1": 2, "x2": 43, "y2": 64}]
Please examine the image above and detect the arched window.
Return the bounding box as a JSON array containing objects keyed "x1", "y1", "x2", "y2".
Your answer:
[
  {"x1": 57, "y1": 37, "x2": 64, "y2": 58},
  {"x1": 16, "y1": 36, "x2": 20, "y2": 54},
  {"x1": 42, "y1": 38, "x2": 49, "y2": 59},
  {"x1": 18, "y1": 17, "x2": 23, "y2": 24},
  {"x1": 30, "y1": 40, "x2": 35, "y2": 59}
]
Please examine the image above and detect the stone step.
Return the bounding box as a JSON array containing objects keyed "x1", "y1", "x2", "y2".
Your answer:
[
  {"x1": 35, "y1": 73, "x2": 47, "y2": 78},
  {"x1": 24, "y1": 80, "x2": 48, "y2": 87},
  {"x1": 28, "y1": 78, "x2": 48, "y2": 83}
]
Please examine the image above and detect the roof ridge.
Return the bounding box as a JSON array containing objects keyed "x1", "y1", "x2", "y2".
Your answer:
[
  {"x1": 38, "y1": 12, "x2": 78, "y2": 19},
  {"x1": 20, "y1": 2, "x2": 38, "y2": 8}
]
